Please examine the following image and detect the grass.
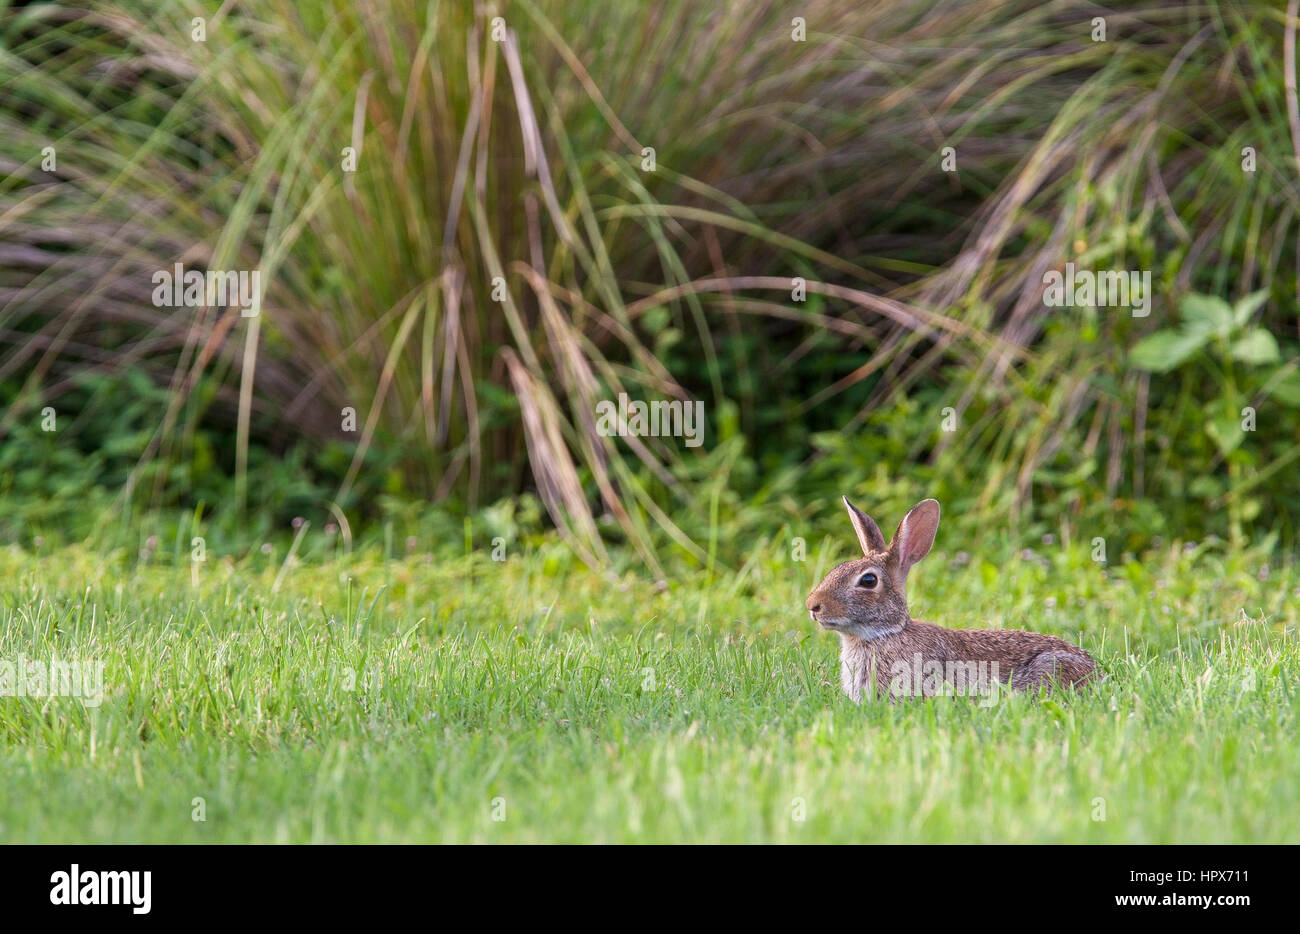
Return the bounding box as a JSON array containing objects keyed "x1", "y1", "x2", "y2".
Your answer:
[
  {"x1": 3, "y1": 0, "x2": 1296, "y2": 848},
  {"x1": 1, "y1": 533, "x2": 1296, "y2": 843}
]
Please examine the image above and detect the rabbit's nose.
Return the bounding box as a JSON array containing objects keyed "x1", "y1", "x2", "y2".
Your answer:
[{"x1": 806, "y1": 596, "x2": 823, "y2": 613}]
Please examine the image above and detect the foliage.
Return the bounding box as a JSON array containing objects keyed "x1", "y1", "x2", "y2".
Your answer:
[{"x1": 0, "y1": 1, "x2": 1298, "y2": 565}]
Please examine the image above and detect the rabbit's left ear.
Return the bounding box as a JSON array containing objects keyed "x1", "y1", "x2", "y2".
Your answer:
[
  {"x1": 890, "y1": 499, "x2": 940, "y2": 576},
  {"x1": 843, "y1": 496, "x2": 887, "y2": 554}
]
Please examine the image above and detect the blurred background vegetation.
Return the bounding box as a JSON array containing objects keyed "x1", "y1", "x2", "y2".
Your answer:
[{"x1": 1, "y1": 0, "x2": 1297, "y2": 572}]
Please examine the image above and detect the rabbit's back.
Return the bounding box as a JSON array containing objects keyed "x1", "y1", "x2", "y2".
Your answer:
[{"x1": 841, "y1": 620, "x2": 1095, "y2": 699}]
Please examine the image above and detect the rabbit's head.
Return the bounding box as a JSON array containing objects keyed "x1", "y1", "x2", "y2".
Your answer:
[{"x1": 805, "y1": 497, "x2": 940, "y2": 639}]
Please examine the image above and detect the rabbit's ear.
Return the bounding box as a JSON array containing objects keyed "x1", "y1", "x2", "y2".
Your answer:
[
  {"x1": 889, "y1": 499, "x2": 940, "y2": 576},
  {"x1": 843, "y1": 496, "x2": 887, "y2": 555}
]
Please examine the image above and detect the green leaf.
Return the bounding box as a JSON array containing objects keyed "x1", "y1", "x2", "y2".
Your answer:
[
  {"x1": 1180, "y1": 293, "x2": 1233, "y2": 338},
  {"x1": 1205, "y1": 412, "x2": 1245, "y2": 455},
  {"x1": 1189, "y1": 474, "x2": 1224, "y2": 499},
  {"x1": 1232, "y1": 290, "x2": 1269, "y2": 327},
  {"x1": 641, "y1": 306, "x2": 670, "y2": 334},
  {"x1": 1267, "y1": 367, "x2": 1300, "y2": 406},
  {"x1": 1129, "y1": 329, "x2": 1208, "y2": 372},
  {"x1": 1229, "y1": 329, "x2": 1280, "y2": 365}
]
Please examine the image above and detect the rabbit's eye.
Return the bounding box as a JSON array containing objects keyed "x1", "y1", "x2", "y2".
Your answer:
[{"x1": 857, "y1": 572, "x2": 878, "y2": 589}]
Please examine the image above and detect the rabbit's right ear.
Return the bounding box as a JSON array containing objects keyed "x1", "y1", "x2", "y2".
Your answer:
[
  {"x1": 889, "y1": 498, "x2": 940, "y2": 578},
  {"x1": 843, "y1": 496, "x2": 887, "y2": 555}
]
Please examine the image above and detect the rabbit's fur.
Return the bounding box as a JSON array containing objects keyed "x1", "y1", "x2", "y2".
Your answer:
[{"x1": 806, "y1": 497, "x2": 1095, "y2": 702}]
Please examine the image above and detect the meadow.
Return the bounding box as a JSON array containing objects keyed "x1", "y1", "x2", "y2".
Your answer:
[
  {"x1": 2, "y1": 1, "x2": 1298, "y2": 846},
  {"x1": 2, "y1": 533, "x2": 1295, "y2": 844}
]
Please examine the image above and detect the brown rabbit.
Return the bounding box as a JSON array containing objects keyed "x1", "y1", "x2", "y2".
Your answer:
[{"x1": 806, "y1": 497, "x2": 1096, "y2": 702}]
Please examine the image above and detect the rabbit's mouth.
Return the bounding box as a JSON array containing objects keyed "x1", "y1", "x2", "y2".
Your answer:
[{"x1": 813, "y1": 614, "x2": 850, "y2": 629}]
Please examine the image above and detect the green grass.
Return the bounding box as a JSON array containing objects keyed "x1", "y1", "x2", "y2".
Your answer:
[{"x1": 1, "y1": 534, "x2": 1296, "y2": 843}]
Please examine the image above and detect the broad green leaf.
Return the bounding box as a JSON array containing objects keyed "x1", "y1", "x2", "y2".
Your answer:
[
  {"x1": 1180, "y1": 293, "x2": 1233, "y2": 338},
  {"x1": 1205, "y1": 412, "x2": 1245, "y2": 455},
  {"x1": 1267, "y1": 367, "x2": 1300, "y2": 406},
  {"x1": 1188, "y1": 474, "x2": 1224, "y2": 498},
  {"x1": 1229, "y1": 329, "x2": 1280, "y2": 365},
  {"x1": 1129, "y1": 329, "x2": 1208, "y2": 372},
  {"x1": 1232, "y1": 289, "x2": 1269, "y2": 327}
]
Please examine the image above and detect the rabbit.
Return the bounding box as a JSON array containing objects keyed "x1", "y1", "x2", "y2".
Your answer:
[{"x1": 805, "y1": 496, "x2": 1096, "y2": 702}]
